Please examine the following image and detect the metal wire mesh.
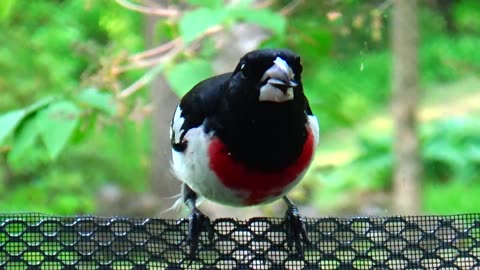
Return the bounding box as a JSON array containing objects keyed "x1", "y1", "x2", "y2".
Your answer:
[{"x1": 0, "y1": 213, "x2": 479, "y2": 269}]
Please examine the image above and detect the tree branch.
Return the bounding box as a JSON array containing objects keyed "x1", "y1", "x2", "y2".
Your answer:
[{"x1": 114, "y1": 0, "x2": 179, "y2": 17}]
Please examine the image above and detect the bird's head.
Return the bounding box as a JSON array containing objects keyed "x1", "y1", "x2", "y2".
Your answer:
[{"x1": 229, "y1": 49, "x2": 303, "y2": 103}]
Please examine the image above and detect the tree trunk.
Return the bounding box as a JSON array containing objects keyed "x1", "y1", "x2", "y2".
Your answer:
[
  {"x1": 145, "y1": 13, "x2": 180, "y2": 218},
  {"x1": 391, "y1": 0, "x2": 422, "y2": 214}
]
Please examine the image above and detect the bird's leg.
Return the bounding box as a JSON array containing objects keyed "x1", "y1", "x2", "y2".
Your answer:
[
  {"x1": 182, "y1": 184, "x2": 212, "y2": 259},
  {"x1": 283, "y1": 196, "x2": 310, "y2": 257}
]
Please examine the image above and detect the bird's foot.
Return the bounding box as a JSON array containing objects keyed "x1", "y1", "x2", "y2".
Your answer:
[
  {"x1": 284, "y1": 199, "x2": 310, "y2": 258},
  {"x1": 184, "y1": 207, "x2": 213, "y2": 259}
]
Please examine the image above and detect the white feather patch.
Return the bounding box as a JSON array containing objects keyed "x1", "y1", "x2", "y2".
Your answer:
[
  {"x1": 171, "y1": 105, "x2": 185, "y2": 144},
  {"x1": 171, "y1": 125, "x2": 246, "y2": 206},
  {"x1": 308, "y1": 114, "x2": 320, "y2": 146}
]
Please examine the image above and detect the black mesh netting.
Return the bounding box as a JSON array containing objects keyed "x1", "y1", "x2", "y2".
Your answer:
[{"x1": 0, "y1": 213, "x2": 479, "y2": 269}]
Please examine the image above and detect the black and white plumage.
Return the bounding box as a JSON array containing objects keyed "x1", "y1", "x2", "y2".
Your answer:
[{"x1": 169, "y1": 48, "x2": 319, "y2": 257}]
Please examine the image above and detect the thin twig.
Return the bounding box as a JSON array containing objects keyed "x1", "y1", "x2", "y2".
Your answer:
[
  {"x1": 280, "y1": 0, "x2": 303, "y2": 16},
  {"x1": 117, "y1": 24, "x2": 224, "y2": 98},
  {"x1": 196, "y1": 25, "x2": 224, "y2": 40},
  {"x1": 114, "y1": 0, "x2": 179, "y2": 17},
  {"x1": 117, "y1": 45, "x2": 183, "y2": 99},
  {"x1": 376, "y1": 0, "x2": 393, "y2": 13},
  {"x1": 113, "y1": 56, "x2": 170, "y2": 74},
  {"x1": 253, "y1": 0, "x2": 274, "y2": 9},
  {"x1": 128, "y1": 38, "x2": 182, "y2": 62}
]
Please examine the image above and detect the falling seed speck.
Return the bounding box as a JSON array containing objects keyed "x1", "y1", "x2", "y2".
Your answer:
[{"x1": 360, "y1": 63, "x2": 364, "y2": 71}]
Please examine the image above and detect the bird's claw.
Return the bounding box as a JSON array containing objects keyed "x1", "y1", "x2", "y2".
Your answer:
[
  {"x1": 184, "y1": 208, "x2": 213, "y2": 259},
  {"x1": 284, "y1": 204, "x2": 310, "y2": 258}
]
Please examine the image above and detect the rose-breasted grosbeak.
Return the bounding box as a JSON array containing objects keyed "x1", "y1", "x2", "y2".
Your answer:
[{"x1": 170, "y1": 48, "x2": 319, "y2": 257}]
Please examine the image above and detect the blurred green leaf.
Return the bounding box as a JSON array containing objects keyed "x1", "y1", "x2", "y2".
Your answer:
[
  {"x1": 179, "y1": 8, "x2": 225, "y2": 44},
  {"x1": 454, "y1": 0, "x2": 480, "y2": 32},
  {"x1": 25, "y1": 96, "x2": 56, "y2": 113},
  {"x1": 77, "y1": 88, "x2": 116, "y2": 116},
  {"x1": 0, "y1": 0, "x2": 15, "y2": 22},
  {"x1": 232, "y1": 8, "x2": 286, "y2": 36},
  {"x1": 166, "y1": 59, "x2": 213, "y2": 96},
  {"x1": 156, "y1": 21, "x2": 177, "y2": 40},
  {"x1": 186, "y1": 0, "x2": 222, "y2": 9},
  {"x1": 0, "y1": 110, "x2": 25, "y2": 145},
  {"x1": 9, "y1": 117, "x2": 40, "y2": 162},
  {"x1": 37, "y1": 101, "x2": 80, "y2": 159}
]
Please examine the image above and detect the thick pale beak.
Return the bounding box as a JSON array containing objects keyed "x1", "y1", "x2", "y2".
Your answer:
[
  {"x1": 259, "y1": 57, "x2": 297, "y2": 102},
  {"x1": 268, "y1": 77, "x2": 298, "y2": 94},
  {"x1": 261, "y1": 57, "x2": 297, "y2": 93}
]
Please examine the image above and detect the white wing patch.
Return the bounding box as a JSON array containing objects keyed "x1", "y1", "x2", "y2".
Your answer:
[
  {"x1": 171, "y1": 105, "x2": 185, "y2": 144},
  {"x1": 308, "y1": 114, "x2": 320, "y2": 146}
]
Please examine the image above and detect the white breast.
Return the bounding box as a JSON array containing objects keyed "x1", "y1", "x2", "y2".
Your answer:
[{"x1": 171, "y1": 125, "x2": 247, "y2": 206}]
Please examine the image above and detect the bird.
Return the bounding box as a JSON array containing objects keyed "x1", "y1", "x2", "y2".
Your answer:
[{"x1": 169, "y1": 48, "x2": 319, "y2": 258}]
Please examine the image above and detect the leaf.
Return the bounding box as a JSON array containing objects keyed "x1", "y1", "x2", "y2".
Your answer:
[
  {"x1": 25, "y1": 96, "x2": 55, "y2": 113},
  {"x1": 186, "y1": 0, "x2": 222, "y2": 9},
  {"x1": 232, "y1": 8, "x2": 286, "y2": 36},
  {"x1": 166, "y1": 59, "x2": 213, "y2": 96},
  {"x1": 77, "y1": 88, "x2": 116, "y2": 116},
  {"x1": 0, "y1": 110, "x2": 25, "y2": 145},
  {"x1": 37, "y1": 101, "x2": 80, "y2": 159},
  {"x1": 0, "y1": 0, "x2": 15, "y2": 22},
  {"x1": 8, "y1": 117, "x2": 40, "y2": 162},
  {"x1": 179, "y1": 8, "x2": 226, "y2": 44}
]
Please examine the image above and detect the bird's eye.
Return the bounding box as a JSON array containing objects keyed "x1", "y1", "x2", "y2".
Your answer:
[{"x1": 240, "y1": 64, "x2": 247, "y2": 78}]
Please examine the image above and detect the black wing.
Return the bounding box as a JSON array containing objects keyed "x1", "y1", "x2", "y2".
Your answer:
[{"x1": 171, "y1": 73, "x2": 231, "y2": 152}]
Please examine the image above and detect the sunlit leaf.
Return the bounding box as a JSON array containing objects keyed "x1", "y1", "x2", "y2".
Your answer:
[
  {"x1": 77, "y1": 88, "x2": 116, "y2": 116},
  {"x1": 166, "y1": 59, "x2": 213, "y2": 96},
  {"x1": 232, "y1": 8, "x2": 286, "y2": 36},
  {"x1": 186, "y1": 0, "x2": 222, "y2": 9},
  {"x1": 25, "y1": 96, "x2": 55, "y2": 113},
  {"x1": 454, "y1": 0, "x2": 480, "y2": 31},
  {"x1": 0, "y1": 0, "x2": 15, "y2": 22},
  {"x1": 179, "y1": 8, "x2": 225, "y2": 44},
  {"x1": 0, "y1": 110, "x2": 25, "y2": 145},
  {"x1": 9, "y1": 117, "x2": 40, "y2": 162},
  {"x1": 37, "y1": 101, "x2": 80, "y2": 159}
]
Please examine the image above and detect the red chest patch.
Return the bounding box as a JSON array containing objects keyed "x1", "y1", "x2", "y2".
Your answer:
[{"x1": 208, "y1": 129, "x2": 315, "y2": 205}]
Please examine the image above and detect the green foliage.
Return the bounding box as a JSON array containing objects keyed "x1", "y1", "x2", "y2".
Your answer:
[
  {"x1": 0, "y1": 111, "x2": 25, "y2": 145},
  {"x1": 454, "y1": 0, "x2": 480, "y2": 32},
  {"x1": 424, "y1": 180, "x2": 480, "y2": 214},
  {"x1": 0, "y1": 0, "x2": 141, "y2": 111},
  {"x1": 167, "y1": 60, "x2": 213, "y2": 97},
  {"x1": 421, "y1": 35, "x2": 480, "y2": 83},
  {"x1": 37, "y1": 101, "x2": 80, "y2": 159},
  {"x1": 186, "y1": 0, "x2": 223, "y2": 9},
  {"x1": 177, "y1": 1, "x2": 287, "y2": 45},
  {"x1": 0, "y1": 0, "x2": 15, "y2": 22},
  {"x1": 1, "y1": 91, "x2": 115, "y2": 162},
  {"x1": 1, "y1": 0, "x2": 480, "y2": 215},
  {"x1": 311, "y1": 117, "x2": 480, "y2": 213},
  {"x1": 180, "y1": 8, "x2": 226, "y2": 44},
  {"x1": 231, "y1": 8, "x2": 286, "y2": 36},
  {"x1": 77, "y1": 88, "x2": 117, "y2": 116},
  {"x1": 302, "y1": 30, "x2": 480, "y2": 132},
  {"x1": 1, "y1": 169, "x2": 96, "y2": 214},
  {"x1": 423, "y1": 118, "x2": 480, "y2": 182},
  {"x1": 0, "y1": 97, "x2": 54, "y2": 145}
]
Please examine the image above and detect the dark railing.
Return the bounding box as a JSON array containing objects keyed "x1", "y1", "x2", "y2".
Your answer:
[{"x1": 0, "y1": 213, "x2": 479, "y2": 269}]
